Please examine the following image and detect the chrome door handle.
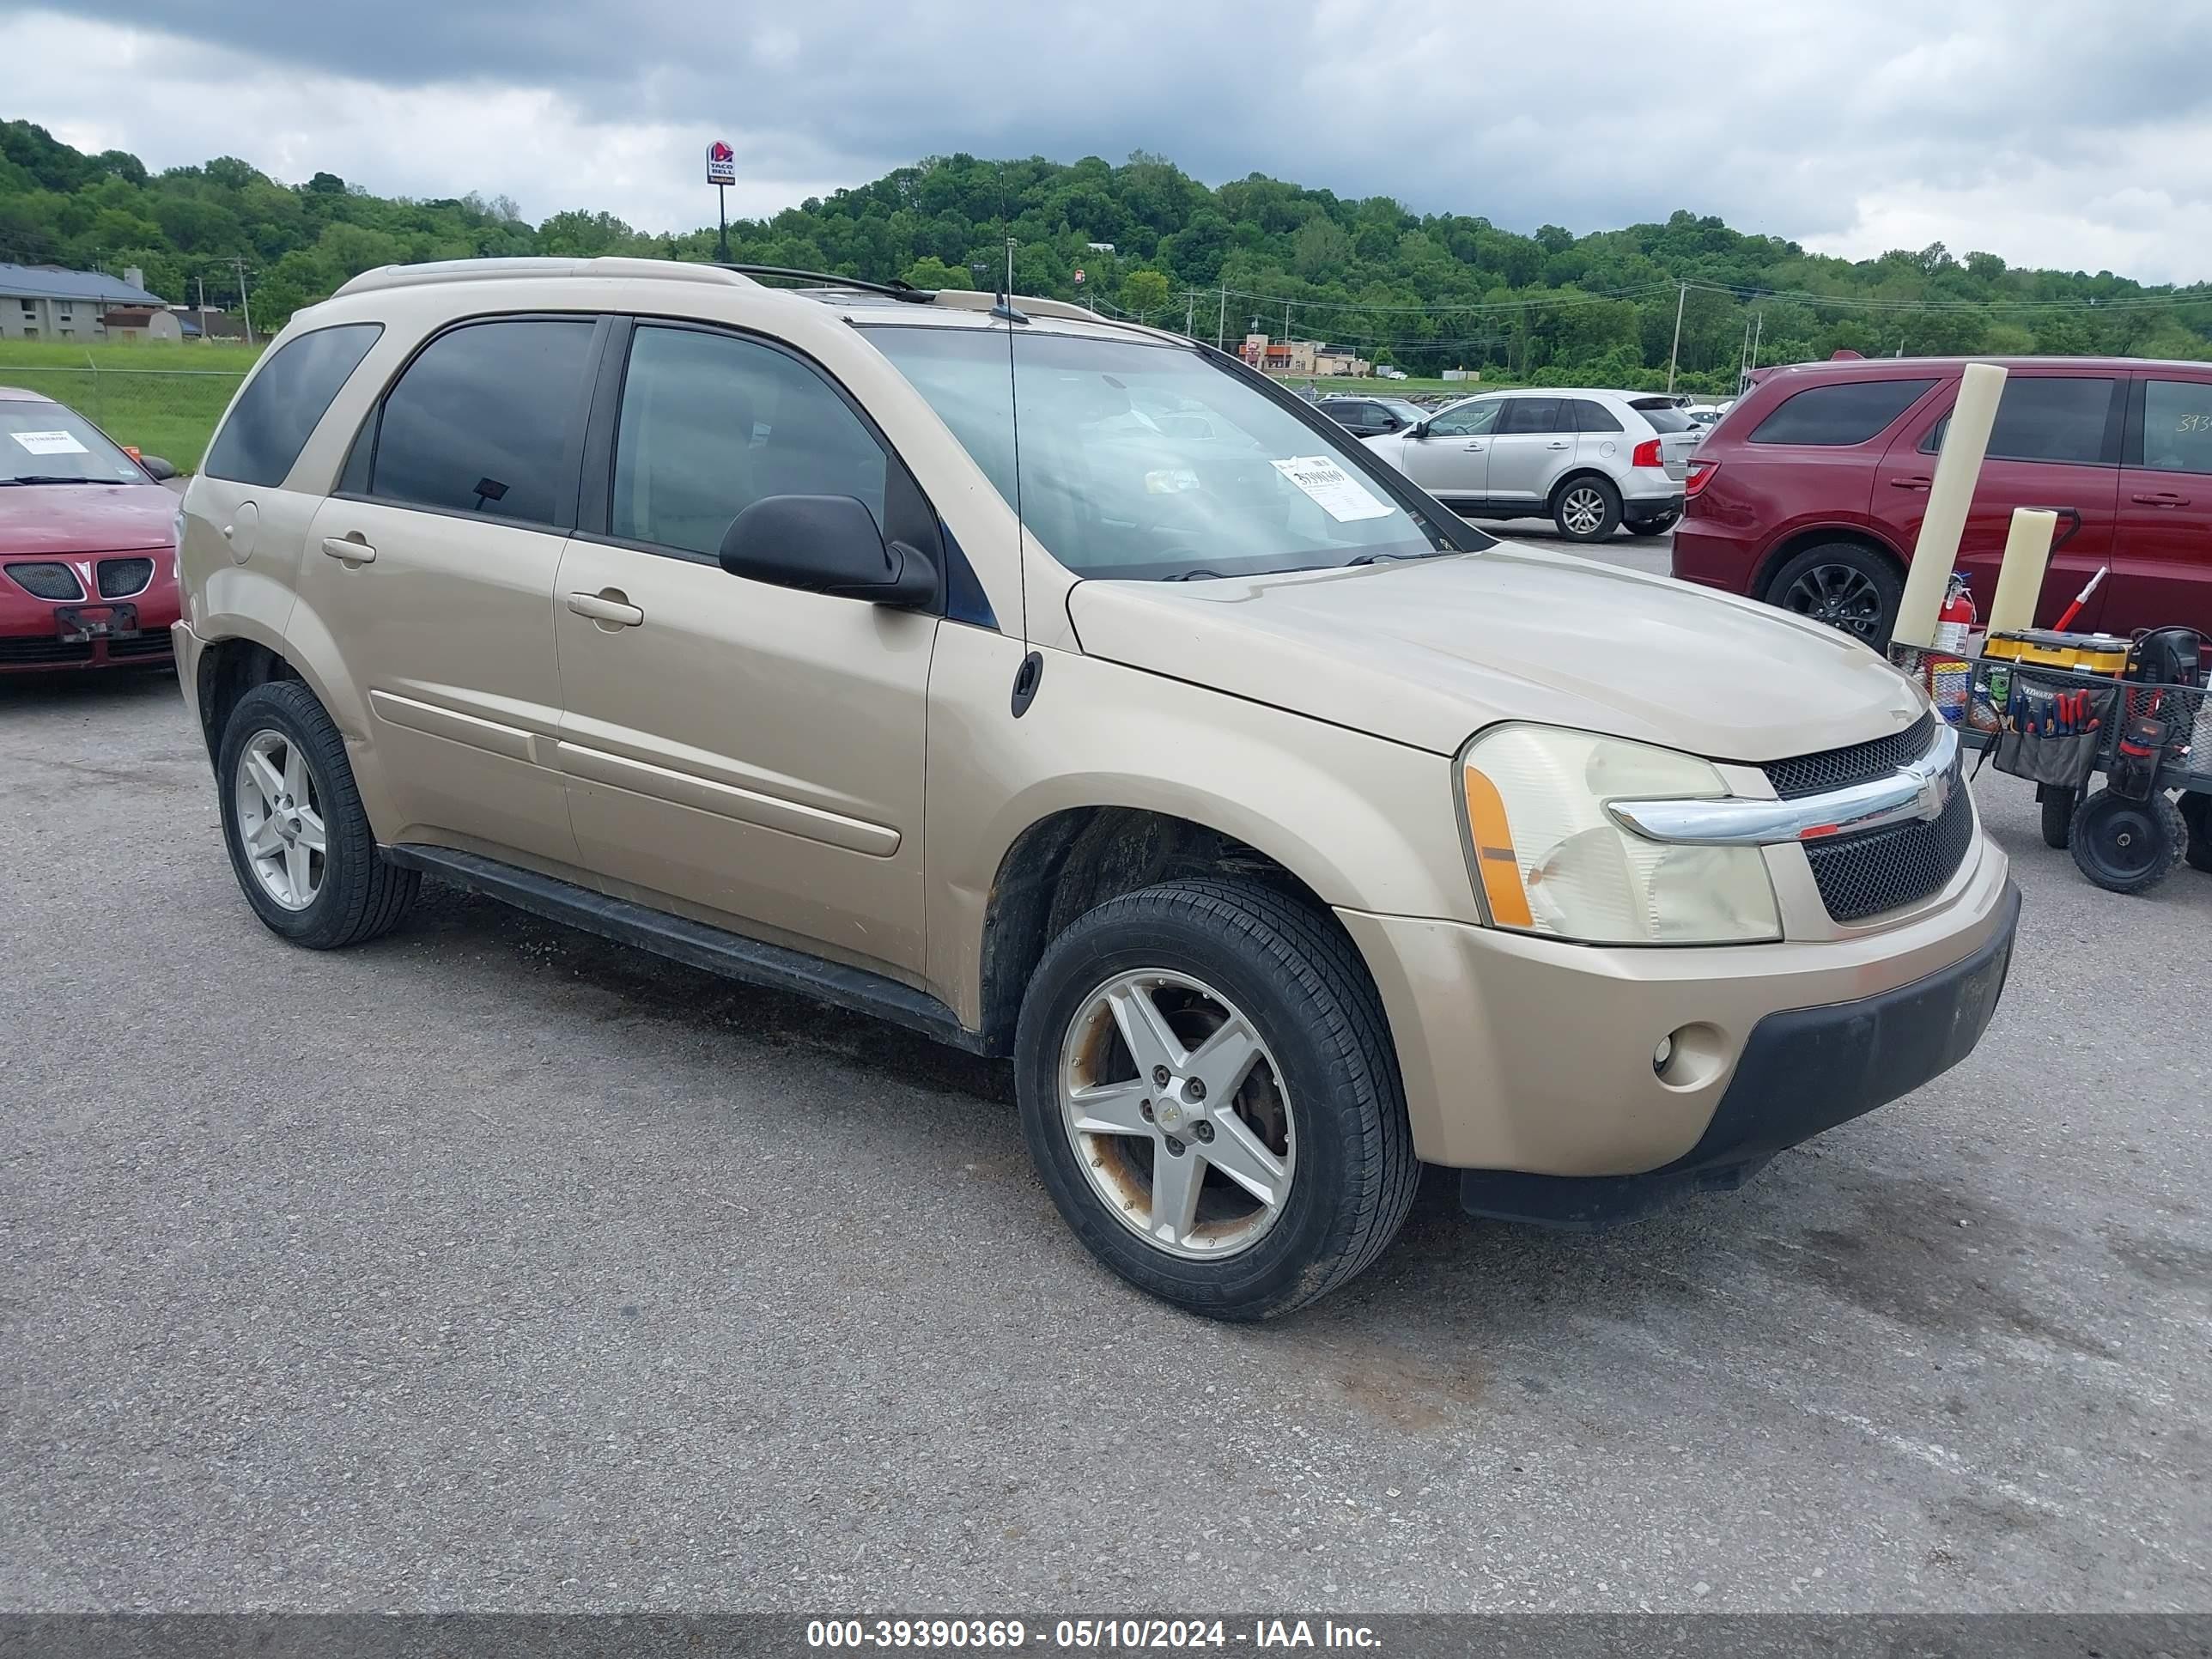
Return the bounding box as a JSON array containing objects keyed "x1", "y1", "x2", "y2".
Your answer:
[
  {"x1": 320, "y1": 534, "x2": 375, "y2": 563},
  {"x1": 1462, "y1": 441, "x2": 1486, "y2": 452},
  {"x1": 568, "y1": 590, "x2": 644, "y2": 627},
  {"x1": 1547, "y1": 441, "x2": 1571, "y2": 450}
]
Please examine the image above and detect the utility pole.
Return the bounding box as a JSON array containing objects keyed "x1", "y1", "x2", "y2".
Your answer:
[
  {"x1": 196, "y1": 275, "x2": 205, "y2": 343},
  {"x1": 1748, "y1": 310, "x2": 1763, "y2": 375},
  {"x1": 234, "y1": 258, "x2": 254, "y2": 346},
  {"x1": 1216, "y1": 285, "x2": 1226, "y2": 351},
  {"x1": 1666, "y1": 281, "x2": 1686, "y2": 394},
  {"x1": 1185, "y1": 290, "x2": 1196, "y2": 337}
]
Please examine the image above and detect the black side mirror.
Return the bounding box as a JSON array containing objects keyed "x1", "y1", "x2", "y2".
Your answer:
[
  {"x1": 140, "y1": 455, "x2": 177, "y2": 481},
  {"x1": 718, "y1": 494, "x2": 938, "y2": 609},
  {"x1": 1410, "y1": 422, "x2": 1431, "y2": 440}
]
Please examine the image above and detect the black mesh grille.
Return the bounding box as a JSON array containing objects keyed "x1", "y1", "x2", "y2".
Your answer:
[
  {"x1": 96, "y1": 557, "x2": 154, "y2": 598},
  {"x1": 0, "y1": 636, "x2": 94, "y2": 665},
  {"x1": 1804, "y1": 769, "x2": 1975, "y2": 923},
  {"x1": 106, "y1": 631, "x2": 172, "y2": 659},
  {"x1": 1762, "y1": 712, "x2": 1936, "y2": 799},
  {"x1": 6, "y1": 562, "x2": 84, "y2": 601}
]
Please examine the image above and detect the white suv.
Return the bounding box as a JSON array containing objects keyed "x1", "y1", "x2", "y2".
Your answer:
[{"x1": 1361, "y1": 388, "x2": 1703, "y2": 542}]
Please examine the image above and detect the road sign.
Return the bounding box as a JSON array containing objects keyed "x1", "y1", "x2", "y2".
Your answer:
[{"x1": 707, "y1": 141, "x2": 737, "y2": 186}]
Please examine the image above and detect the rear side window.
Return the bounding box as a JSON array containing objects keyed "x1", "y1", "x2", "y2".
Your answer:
[
  {"x1": 1571, "y1": 399, "x2": 1623, "y2": 434},
  {"x1": 611, "y1": 323, "x2": 888, "y2": 557},
  {"x1": 1749, "y1": 379, "x2": 1938, "y2": 447},
  {"x1": 367, "y1": 319, "x2": 596, "y2": 528},
  {"x1": 1921, "y1": 376, "x2": 2118, "y2": 465},
  {"x1": 1500, "y1": 397, "x2": 1566, "y2": 434},
  {"x1": 2140, "y1": 379, "x2": 2212, "y2": 475},
  {"x1": 204, "y1": 323, "x2": 380, "y2": 485}
]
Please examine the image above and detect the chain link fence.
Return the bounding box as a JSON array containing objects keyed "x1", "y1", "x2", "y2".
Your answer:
[{"x1": 0, "y1": 362, "x2": 246, "y2": 474}]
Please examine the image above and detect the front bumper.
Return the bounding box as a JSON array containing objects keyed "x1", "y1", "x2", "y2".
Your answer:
[
  {"x1": 1457, "y1": 881, "x2": 2018, "y2": 1227},
  {"x1": 0, "y1": 564, "x2": 180, "y2": 673},
  {"x1": 1334, "y1": 833, "x2": 2016, "y2": 1182}
]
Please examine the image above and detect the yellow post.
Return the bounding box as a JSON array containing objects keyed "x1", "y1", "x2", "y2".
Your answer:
[
  {"x1": 1984, "y1": 508, "x2": 2059, "y2": 636},
  {"x1": 1893, "y1": 362, "x2": 2007, "y2": 648}
]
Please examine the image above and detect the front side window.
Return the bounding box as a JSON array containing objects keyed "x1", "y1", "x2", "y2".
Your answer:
[
  {"x1": 612, "y1": 324, "x2": 888, "y2": 557},
  {"x1": 1499, "y1": 398, "x2": 1566, "y2": 435},
  {"x1": 1921, "y1": 376, "x2": 2118, "y2": 465},
  {"x1": 204, "y1": 321, "x2": 381, "y2": 486},
  {"x1": 1, "y1": 398, "x2": 146, "y2": 485},
  {"x1": 368, "y1": 318, "x2": 595, "y2": 528},
  {"x1": 1749, "y1": 378, "x2": 1938, "y2": 447},
  {"x1": 2138, "y1": 380, "x2": 2212, "y2": 476},
  {"x1": 866, "y1": 325, "x2": 1463, "y2": 581},
  {"x1": 1427, "y1": 399, "x2": 1501, "y2": 438}
]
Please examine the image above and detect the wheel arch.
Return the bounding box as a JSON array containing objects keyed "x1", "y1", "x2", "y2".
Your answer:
[
  {"x1": 1753, "y1": 525, "x2": 1905, "y2": 602},
  {"x1": 193, "y1": 631, "x2": 304, "y2": 767},
  {"x1": 1546, "y1": 466, "x2": 1621, "y2": 512}
]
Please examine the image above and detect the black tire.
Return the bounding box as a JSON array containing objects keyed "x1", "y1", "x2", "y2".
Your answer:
[
  {"x1": 1625, "y1": 514, "x2": 1677, "y2": 539},
  {"x1": 216, "y1": 679, "x2": 420, "y2": 948},
  {"x1": 1013, "y1": 877, "x2": 1418, "y2": 1322},
  {"x1": 2039, "y1": 785, "x2": 2075, "y2": 850},
  {"x1": 1551, "y1": 475, "x2": 1622, "y2": 543},
  {"x1": 1763, "y1": 541, "x2": 1904, "y2": 648},
  {"x1": 2179, "y1": 790, "x2": 2212, "y2": 873},
  {"x1": 2068, "y1": 787, "x2": 2185, "y2": 896}
]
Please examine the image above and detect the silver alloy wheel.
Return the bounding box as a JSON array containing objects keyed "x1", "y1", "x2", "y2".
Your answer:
[
  {"x1": 1782, "y1": 562, "x2": 1885, "y2": 639},
  {"x1": 234, "y1": 728, "x2": 327, "y2": 911},
  {"x1": 1559, "y1": 485, "x2": 1607, "y2": 537},
  {"x1": 1058, "y1": 969, "x2": 1296, "y2": 1261}
]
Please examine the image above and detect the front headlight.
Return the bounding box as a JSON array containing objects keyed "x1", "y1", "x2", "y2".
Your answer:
[{"x1": 1459, "y1": 724, "x2": 1781, "y2": 945}]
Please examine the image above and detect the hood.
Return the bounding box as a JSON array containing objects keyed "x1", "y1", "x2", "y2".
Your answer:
[
  {"x1": 0, "y1": 483, "x2": 177, "y2": 557},
  {"x1": 1065, "y1": 542, "x2": 1926, "y2": 762}
]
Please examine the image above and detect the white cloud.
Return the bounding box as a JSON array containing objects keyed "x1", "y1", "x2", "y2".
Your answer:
[{"x1": 3, "y1": 0, "x2": 2210, "y2": 283}]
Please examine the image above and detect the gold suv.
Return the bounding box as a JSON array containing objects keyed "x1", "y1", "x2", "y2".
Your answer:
[{"x1": 174, "y1": 258, "x2": 2020, "y2": 1319}]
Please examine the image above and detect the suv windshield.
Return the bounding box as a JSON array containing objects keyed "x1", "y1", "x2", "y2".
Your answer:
[
  {"x1": 0, "y1": 399, "x2": 146, "y2": 485},
  {"x1": 864, "y1": 325, "x2": 1462, "y2": 580}
]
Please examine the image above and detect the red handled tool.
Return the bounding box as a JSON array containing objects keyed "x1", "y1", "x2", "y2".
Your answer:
[{"x1": 2051, "y1": 565, "x2": 2109, "y2": 633}]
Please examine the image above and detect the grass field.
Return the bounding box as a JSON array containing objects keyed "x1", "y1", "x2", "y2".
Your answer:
[{"x1": 0, "y1": 339, "x2": 260, "y2": 471}]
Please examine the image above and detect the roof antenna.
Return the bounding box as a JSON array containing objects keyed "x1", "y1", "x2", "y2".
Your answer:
[{"x1": 993, "y1": 234, "x2": 1027, "y2": 324}]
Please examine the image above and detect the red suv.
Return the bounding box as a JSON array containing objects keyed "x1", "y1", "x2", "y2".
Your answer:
[{"x1": 1673, "y1": 357, "x2": 2212, "y2": 645}]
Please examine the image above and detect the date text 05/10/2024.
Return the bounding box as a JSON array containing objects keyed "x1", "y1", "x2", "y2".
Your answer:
[{"x1": 804, "y1": 1619, "x2": 1382, "y2": 1650}]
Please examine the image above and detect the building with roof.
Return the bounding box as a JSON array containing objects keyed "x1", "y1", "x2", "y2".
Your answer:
[{"x1": 0, "y1": 263, "x2": 168, "y2": 342}]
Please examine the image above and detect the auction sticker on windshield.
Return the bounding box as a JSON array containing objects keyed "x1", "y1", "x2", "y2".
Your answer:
[
  {"x1": 1271, "y1": 455, "x2": 1393, "y2": 521},
  {"x1": 9, "y1": 430, "x2": 88, "y2": 455}
]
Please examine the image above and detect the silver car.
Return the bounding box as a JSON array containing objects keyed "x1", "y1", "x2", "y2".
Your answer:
[{"x1": 1361, "y1": 388, "x2": 1701, "y2": 542}]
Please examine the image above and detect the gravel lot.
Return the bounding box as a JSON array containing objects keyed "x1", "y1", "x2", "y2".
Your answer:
[{"x1": 4, "y1": 543, "x2": 2209, "y2": 1613}]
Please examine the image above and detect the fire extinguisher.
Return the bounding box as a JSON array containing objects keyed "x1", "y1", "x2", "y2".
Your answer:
[{"x1": 1935, "y1": 574, "x2": 1977, "y2": 654}]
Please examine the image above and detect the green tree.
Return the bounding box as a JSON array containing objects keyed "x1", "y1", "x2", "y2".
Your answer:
[{"x1": 1120, "y1": 268, "x2": 1172, "y2": 317}]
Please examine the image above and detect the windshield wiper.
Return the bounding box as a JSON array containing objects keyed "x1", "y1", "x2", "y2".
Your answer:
[
  {"x1": 0, "y1": 476, "x2": 100, "y2": 487},
  {"x1": 1160, "y1": 568, "x2": 1225, "y2": 582}
]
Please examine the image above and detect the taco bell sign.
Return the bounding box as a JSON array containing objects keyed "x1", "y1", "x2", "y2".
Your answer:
[{"x1": 707, "y1": 142, "x2": 738, "y2": 186}]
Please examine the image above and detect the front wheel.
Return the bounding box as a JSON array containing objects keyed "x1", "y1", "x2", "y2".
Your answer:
[
  {"x1": 1014, "y1": 878, "x2": 1418, "y2": 1322},
  {"x1": 1552, "y1": 477, "x2": 1622, "y2": 543},
  {"x1": 2069, "y1": 787, "x2": 2185, "y2": 895}
]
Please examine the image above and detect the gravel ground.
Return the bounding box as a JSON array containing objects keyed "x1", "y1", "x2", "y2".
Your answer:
[{"x1": 3, "y1": 570, "x2": 2209, "y2": 1613}]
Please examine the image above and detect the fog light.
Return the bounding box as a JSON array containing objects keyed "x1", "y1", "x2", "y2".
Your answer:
[{"x1": 1653, "y1": 1036, "x2": 1674, "y2": 1075}]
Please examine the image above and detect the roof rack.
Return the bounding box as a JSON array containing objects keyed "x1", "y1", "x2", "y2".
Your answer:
[
  {"x1": 333, "y1": 257, "x2": 758, "y2": 299},
  {"x1": 720, "y1": 264, "x2": 936, "y2": 304}
]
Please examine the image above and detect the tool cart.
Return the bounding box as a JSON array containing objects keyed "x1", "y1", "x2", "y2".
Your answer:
[{"x1": 1900, "y1": 627, "x2": 2211, "y2": 895}]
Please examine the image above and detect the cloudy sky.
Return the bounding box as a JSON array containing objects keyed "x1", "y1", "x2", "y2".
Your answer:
[{"x1": 4, "y1": 0, "x2": 2210, "y2": 283}]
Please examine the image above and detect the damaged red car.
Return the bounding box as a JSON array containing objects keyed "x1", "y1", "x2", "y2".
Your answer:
[{"x1": 1, "y1": 386, "x2": 181, "y2": 674}]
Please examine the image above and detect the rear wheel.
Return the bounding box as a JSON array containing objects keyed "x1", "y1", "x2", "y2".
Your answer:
[
  {"x1": 216, "y1": 679, "x2": 420, "y2": 948},
  {"x1": 2069, "y1": 787, "x2": 2185, "y2": 895},
  {"x1": 1014, "y1": 878, "x2": 1418, "y2": 1322},
  {"x1": 1552, "y1": 477, "x2": 1621, "y2": 543},
  {"x1": 1625, "y1": 513, "x2": 1678, "y2": 538},
  {"x1": 1765, "y1": 542, "x2": 1903, "y2": 647}
]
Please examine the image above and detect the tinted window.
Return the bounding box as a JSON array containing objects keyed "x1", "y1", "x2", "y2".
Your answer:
[
  {"x1": 1748, "y1": 378, "x2": 1937, "y2": 446},
  {"x1": 1571, "y1": 399, "x2": 1623, "y2": 434},
  {"x1": 2141, "y1": 379, "x2": 2212, "y2": 475},
  {"x1": 369, "y1": 319, "x2": 594, "y2": 527},
  {"x1": 1500, "y1": 398, "x2": 1566, "y2": 434},
  {"x1": 1629, "y1": 399, "x2": 1695, "y2": 433},
  {"x1": 204, "y1": 323, "x2": 380, "y2": 485},
  {"x1": 1921, "y1": 377, "x2": 2118, "y2": 465},
  {"x1": 1428, "y1": 400, "x2": 1502, "y2": 438},
  {"x1": 613, "y1": 324, "x2": 888, "y2": 557}
]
